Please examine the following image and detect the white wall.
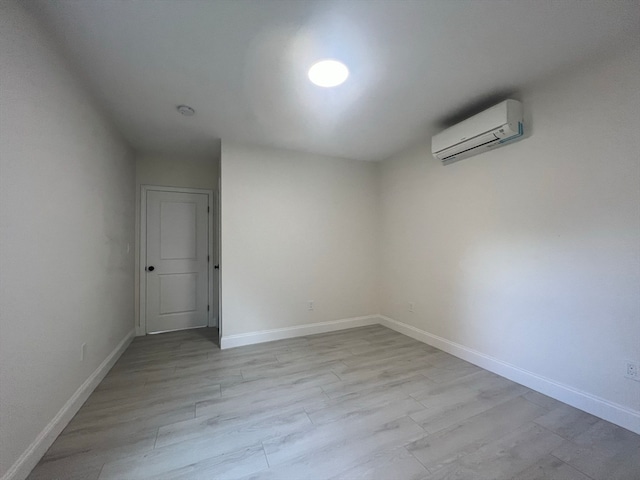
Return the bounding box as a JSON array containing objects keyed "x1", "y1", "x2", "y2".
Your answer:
[
  {"x1": 136, "y1": 155, "x2": 218, "y2": 190},
  {"x1": 379, "y1": 46, "x2": 640, "y2": 427},
  {"x1": 0, "y1": 2, "x2": 135, "y2": 479},
  {"x1": 134, "y1": 154, "x2": 219, "y2": 333},
  {"x1": 220, "y1": 143, "x2": 379, "y2": 340}
]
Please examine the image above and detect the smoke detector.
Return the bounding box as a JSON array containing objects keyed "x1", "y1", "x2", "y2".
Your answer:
[{"x1": 176, "y1": 105, "x2": 195, "y2": 116}]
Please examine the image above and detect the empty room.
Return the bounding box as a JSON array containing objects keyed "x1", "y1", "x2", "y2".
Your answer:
[{"x1": 1, "y1": 1, "x2": 639, "y2": 479}]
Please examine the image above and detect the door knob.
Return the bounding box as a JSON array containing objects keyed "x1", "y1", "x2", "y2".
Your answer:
[
  {"x1": 146, "y1": 266, "x2": 155, "y2": 272},
  {"x1": 214, "y1": 265, "x2": 219, "y2": 270}
]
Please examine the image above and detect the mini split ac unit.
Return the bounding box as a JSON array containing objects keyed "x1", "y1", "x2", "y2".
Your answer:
[{"x1": 432, "y1": 99, "x2": 524, "y2": 165}]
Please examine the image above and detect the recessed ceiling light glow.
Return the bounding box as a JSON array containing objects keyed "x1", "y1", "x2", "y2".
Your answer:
[{"x1": 308, "y1": 60, "x2": 349, "y2": 87}]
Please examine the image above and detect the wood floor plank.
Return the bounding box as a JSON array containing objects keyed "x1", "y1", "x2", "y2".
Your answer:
[
  {"x1": 263, "y1": 408, "x2": 426, "y2": 466},
  {"x1": 305, "y1": 385, "x2": 424, "y2": 425},
  {"x1": 522, "y1": 390, "x2": 565, "y2": 410},
  {"x1": 406, "y1": 396, "x2": 548, "y2": 471},
  {"x1": 327, "y1": 446, "x2": 429, "y2": 480},
  {"x1": 515, "y1": 454, "x2": 594, "y2": 480},
  {"x1": 220, "y1": 370, "x2": 341, "y2": 398},
  {"x1": 195, "y1": 382, "x2": 327, "y2": 417},
  {"x1": 307, "y1": 394, "x2": 426, "y2": 427},
  {"x1": 240, "y1": 357, "x2": 346, "y2": 381},
  {"x1": 410, "y1": 371, "x2": 530, "y2": 434},
  {"x1": 427, "y1": 422, "x2": 566, "y2": 479},
  {"x1": 26, "y1": 460, "x2": 103, "y2": 480},
  {"x1": 551, "y1": 419, "x2": 640, "y2": 480},
  {"x1": 534, "y1": 403, "x2": 601, "y2": 441},
  {"x1": 41, "y1": 426, "x2": 158, "y2": 465},
  {"x1": 155, "y1": 406, "x2": 312, "y2": 449},
  {"x1": 27, "y1": 326, "x2": 640, "y2": 480},
  {"x1": 322, "y1": 370, "x2": 432, "y2": 399},
  {"x1": 249, "y1": 416, "x2": 425, "y2": 480},
  {"x1": 98, "y1": 411, "x2": 311, "y2": 479},
  {"x1": 74, "y1": 383, "x2": 221, "y2": 419},
  {"x1": 98, "y1": 443, "x2": 268, "y2": 480}
]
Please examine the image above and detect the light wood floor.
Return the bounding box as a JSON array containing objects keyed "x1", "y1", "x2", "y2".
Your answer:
[{"x1": 28, "y1": 325, "x2": 640, "y2": 480}]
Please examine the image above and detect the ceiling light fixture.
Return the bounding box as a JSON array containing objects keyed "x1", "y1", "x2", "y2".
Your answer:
[
  {"x1": 308, "y1": 60, "x2": 349, "y2": 87},
  {"x1": 176, "y1": 105, "x2": 195, "y2": 116}
]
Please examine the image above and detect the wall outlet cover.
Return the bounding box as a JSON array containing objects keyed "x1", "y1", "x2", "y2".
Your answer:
[{"x1": 625, "y1": 361, "x2": 639, "y2": 381}]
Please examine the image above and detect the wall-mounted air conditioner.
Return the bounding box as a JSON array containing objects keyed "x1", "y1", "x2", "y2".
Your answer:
[{"x1": 432, "y1": 99, "x2": 524, "y2": 165}]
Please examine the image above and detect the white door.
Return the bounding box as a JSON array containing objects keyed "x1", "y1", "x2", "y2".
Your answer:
[{"x1": 146, "y1": 190, "x2": 209, "y2": 333}]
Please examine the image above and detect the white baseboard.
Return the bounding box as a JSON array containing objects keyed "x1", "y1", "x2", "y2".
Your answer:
[
  {"x1": 2, "y1": 329, "x2": 135, "y2": 480},
  {"x1": 378, "y1": 315, "x2": 640, "y2": 435},
  {"x1": 220, "y1": 315, "x2": 380, "y2": 349}
]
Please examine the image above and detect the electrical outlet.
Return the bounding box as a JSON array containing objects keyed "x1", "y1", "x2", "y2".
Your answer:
[
  {"x1": 625, "y1": 361, "x2": 639, "y2": 381},
  {"x1": 408, "y1": 302, "x2": 414, "y2": 313},
  {"x1": 308, "y1": 301, "x2": 314, "y2": 311},
  {"x1": 81, "y1": 343, "x2": 87, "y2": 362}
]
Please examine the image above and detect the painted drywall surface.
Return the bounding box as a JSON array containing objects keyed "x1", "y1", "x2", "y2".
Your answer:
[
  {"x1": 221, "y1": 143, "x2": 379, "y2": 336},
  {"x1": 379, "y1": 46, "x2": 640, "y2": 412},
  {"x1": 0, "y1": 2, "x2": 135, "y2": 476},
  {"x1": 136, "y1": 155, "x2": 218, "y2": 190},
  {"x1": 134, "y1": 154, "x2": 218, "y2": 332}
]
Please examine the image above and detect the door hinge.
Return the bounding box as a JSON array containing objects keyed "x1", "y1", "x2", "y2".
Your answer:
[
  {"x1": 207, "y1": 255, "x2": 210, "y2": 262},
  {"x1": 207, "y1": 305, "x2": 210, "y2": 311},
  {"x1": 208, "y1": 206, "x2": 210, "y2": 213}
]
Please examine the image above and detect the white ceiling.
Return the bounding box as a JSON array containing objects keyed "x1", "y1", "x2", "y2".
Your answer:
[{"x1": 26, "y1": 0, "x2": 639, "y2": 161}]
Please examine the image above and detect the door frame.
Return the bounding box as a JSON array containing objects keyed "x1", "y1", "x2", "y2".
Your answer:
[{"x1": 139, "y1": 185, "x2": 215, "y2": 335}]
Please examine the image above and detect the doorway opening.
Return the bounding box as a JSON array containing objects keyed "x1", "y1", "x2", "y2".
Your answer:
[{"x1": 139, "y1": 185, "x2": 220, "y2": 345}]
